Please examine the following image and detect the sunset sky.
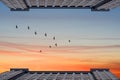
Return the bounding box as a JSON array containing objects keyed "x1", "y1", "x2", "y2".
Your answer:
[{"x1": 0, "y1": 2, "x2": 120, "y2": 78}]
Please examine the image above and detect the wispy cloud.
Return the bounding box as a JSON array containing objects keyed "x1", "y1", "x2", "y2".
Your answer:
[
  {"x1": 0, "y1": 41, "x2": 120, "y2": 54},
  {"x1": 0, "y1": 41, "x2": 43, "y2": 53},
  {"x1": 77, "y1": 37, "x2": 120, "y2": 40},
  {"x1": 1, "y1": 35, "x2": 120, "y2": 40}
]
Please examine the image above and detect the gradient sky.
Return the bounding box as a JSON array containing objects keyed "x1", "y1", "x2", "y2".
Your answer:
[{"x1": 0, "y1": 1, "x2": 120, "y2": 78}]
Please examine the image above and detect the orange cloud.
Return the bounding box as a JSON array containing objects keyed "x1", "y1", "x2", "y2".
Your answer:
[
  {"x1": 0, "y1": 41, "x2": 120, "y2": 78},
  {"x1": 1, "y1": 41, "x2": 120, "y2": 51}
]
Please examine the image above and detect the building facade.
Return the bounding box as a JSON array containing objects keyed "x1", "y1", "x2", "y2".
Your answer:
[
  {"x1": 0, "y1": 0, "x2": 120, "y2": 11},
  {"x1": 0, "y1": 68, "x2": 119, "y2": 80}
]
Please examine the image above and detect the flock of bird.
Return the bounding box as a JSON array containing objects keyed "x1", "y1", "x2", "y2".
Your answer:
[{"x1": 16, "y1": 25, "x2": 71, "y2": 53}]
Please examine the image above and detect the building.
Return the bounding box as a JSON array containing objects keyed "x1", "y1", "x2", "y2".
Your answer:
[
  {"x1": 0, "y1": 68, "x2": 119, "y2": 80},
  {"x1": 0, "y1": 0, "x2": 120, "y2": 11}
]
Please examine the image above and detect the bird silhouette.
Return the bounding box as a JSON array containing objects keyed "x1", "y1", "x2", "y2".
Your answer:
[
  {"x1": 34, "y1": 31, "x2": 37, "y2": 35},
  {"x1": 16, "y1": 25, "x2": 18, "y2": 29},
  {"x1": 55, "y1": 43, "x2": 57, "y2": 47},
  {"x1": 40, "y1": 50, "x2": 42, "y2": 53},
  {"x1": 49, "y1": 46, "x2": 52, "y2": 48},
  {"x1": 28, "y1": 26, "x2": 30, "y2": 30},
  {"x1": 53, "y1": 36, "x2": 55, "y2": 40},
  {"x1": 68, "y1": 40, "x2": 71, "y2": 43},
  {"x1": 45, "y1": 33, "x2": 47, "y2": 37}
]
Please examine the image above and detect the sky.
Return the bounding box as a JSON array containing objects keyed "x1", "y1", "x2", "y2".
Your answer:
[{"x1": 0, "y1": 1, "x2": 120, "y2": 78}]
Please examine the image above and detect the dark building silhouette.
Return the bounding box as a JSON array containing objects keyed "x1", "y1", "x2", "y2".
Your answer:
[
  {"x1": 1, "y1": 0, "x2": 120, "y2": 11},
  {"x1": 0, "y1": 68, "x2": 119, "y2": 80}
]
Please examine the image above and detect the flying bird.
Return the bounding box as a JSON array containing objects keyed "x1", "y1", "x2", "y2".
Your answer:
[
  {"x1": 68, "y1": 40, "x2": 71, "y2": 43},
  {"x1": 49, "y1": 46, "x2": 52, "y2": 48},
  {"x1": 16, "y1": 25, "x2": 18, "y2": 29},
  {"x1": 34, "y1": 31, "x2": 37, "y2": 35},
  {"x1": 53, "y1": 36, "x2": 55, "y2": 40},
  {"x1": 55, "y1": 43, "x2": 57, "y2": 47},
  {"x1": 28, "y1": 26, "x2": 30, "y2": 30},
  {"x1": 40, "y1": 50, "x2": 42, "y2": 53},
  {"x1": 45, "y1": 33, "x2": 47, "y2": 37}
]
